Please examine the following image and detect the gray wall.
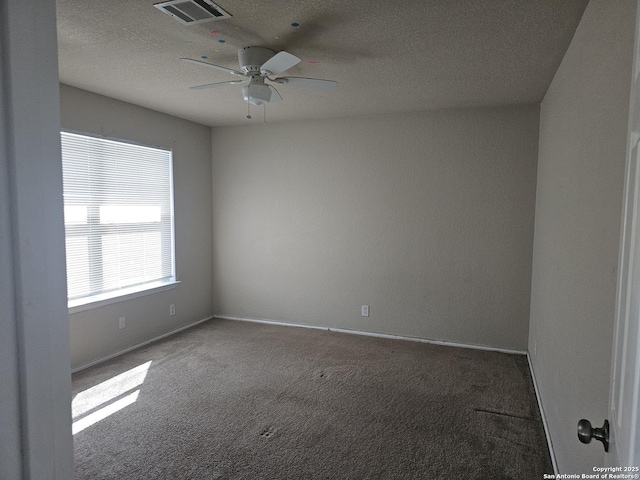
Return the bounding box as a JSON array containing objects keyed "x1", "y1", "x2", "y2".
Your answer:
[
  {"x1": 1, "y1": 0, "x2": 73, "y2": 477},
  {"x1": 212, "y1": 105, "x2": 539, "y2": 351},
  {"x1": 528, "y1": 0, "x2": 636, "y2": 473},
  {"x1": 60, "y1": 85, "x2": 214, "y2": 370}
]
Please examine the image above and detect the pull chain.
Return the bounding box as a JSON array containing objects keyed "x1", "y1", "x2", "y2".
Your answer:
[
  {"x1": 263, "y1": 104, "x2": 267, "y2": 125},
  {"x1": 246, "y1": 102, "x2": 252, "y2": 120}
]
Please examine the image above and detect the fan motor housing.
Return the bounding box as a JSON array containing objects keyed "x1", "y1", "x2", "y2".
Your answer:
[{"x1": 238, "y1": 46, "x2": 275, "y2": 74}]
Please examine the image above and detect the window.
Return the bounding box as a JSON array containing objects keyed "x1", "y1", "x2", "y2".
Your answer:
[{"x1": 61, "y1": 132, "x2": 175, "y2": 309}]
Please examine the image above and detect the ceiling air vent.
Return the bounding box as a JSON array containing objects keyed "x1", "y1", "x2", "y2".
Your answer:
[{"x1": 154, "y1": 0, "x2": 231, "y2": 25}]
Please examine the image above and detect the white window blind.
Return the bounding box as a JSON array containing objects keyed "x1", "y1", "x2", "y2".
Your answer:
[{"x1": 61, "y1": 132, "x2": 175, "y2": 307}]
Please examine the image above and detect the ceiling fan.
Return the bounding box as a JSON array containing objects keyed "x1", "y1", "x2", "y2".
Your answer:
[{"x1": 180, "y1": 46, "x2": 337, "y2": 107}]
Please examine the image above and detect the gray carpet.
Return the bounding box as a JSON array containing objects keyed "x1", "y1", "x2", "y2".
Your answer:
[{"x1": 72, "y1": 319, "x2": 553, "y2": 479}]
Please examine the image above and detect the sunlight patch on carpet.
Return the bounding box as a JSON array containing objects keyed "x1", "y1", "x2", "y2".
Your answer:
[{"x1": 72, "y1": 361, "x2": 152, "y2": 435}]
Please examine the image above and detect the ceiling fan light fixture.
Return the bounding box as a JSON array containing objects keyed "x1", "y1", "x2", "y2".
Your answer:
[
  {"x1": 242, "y1": 83, "x2": 272, "y2": 106},
  {"x1": 182, "y1": 46, "x2": 337, "y2": 112}
]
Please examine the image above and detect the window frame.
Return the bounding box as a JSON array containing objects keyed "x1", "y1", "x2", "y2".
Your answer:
[{"x1": 61, "y1": 130, "x2": 178, "y2": 313}]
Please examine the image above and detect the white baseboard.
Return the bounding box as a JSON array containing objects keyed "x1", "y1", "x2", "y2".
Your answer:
[
  {"x1": 213, "y1": 314, "x2": 527, "y2": 356},
  {"x1": 527, "y1": 353, "x2": 558, "y2": 475},
  {"x1": 213, "y1": 314, "x2": 329, "y2": 332},
  {"x1": 71, "y1": 316, "x2": 214, "y2": 374}
]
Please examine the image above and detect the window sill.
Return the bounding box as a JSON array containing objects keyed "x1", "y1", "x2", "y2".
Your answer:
[{"x1": 68, "y1": 280, "x2": 181, "y2": 315}]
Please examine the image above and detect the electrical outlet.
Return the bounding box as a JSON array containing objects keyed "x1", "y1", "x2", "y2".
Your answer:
[
  {"x1": 169, "y1": 304, "x2": 175, "y2": 316},
  {"x1": 361, "y1": 305, "x2": 369, "y2": 317},
  {"x1": 119, "y1": 316, "x2": 126, "y2": 329}
]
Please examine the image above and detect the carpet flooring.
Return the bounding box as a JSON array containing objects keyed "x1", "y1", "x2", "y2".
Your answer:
[{"x1": 72, "y1": 319, "x2": 553, "y2": 479}]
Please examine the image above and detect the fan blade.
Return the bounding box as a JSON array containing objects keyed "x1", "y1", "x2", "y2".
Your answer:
[
  {"x1": 273, "y1": 77, "x2": 337, "y2": 92},
  {"x1": 268, "y1": 85, "x2": 282, "y2": 102},
  {"x1": 260, "y1": 51, "x2": 300, "y2": 75},
  {"x1": 190, "y1": 80, "x2": 247, "y2": 90},
  {"x1": 180, "y1": 58, "x2": 244, "y2": 77}
]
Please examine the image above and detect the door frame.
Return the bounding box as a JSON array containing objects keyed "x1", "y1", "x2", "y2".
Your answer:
[{"x1": 608, "y1": 0, "x2": 640, "y2": 466}]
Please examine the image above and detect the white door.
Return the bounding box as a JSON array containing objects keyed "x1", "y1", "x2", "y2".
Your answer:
[{"x1": 609, "y1": 0, "x2": 640, "y2": 466}]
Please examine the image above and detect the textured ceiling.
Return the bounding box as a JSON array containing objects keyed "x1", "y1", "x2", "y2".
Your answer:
[{"x1": 56, "y1": 0, "x2": 589, "y2": 127}]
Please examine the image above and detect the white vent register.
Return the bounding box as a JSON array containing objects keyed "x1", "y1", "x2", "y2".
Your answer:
[{"x1": 153, "y1": 0, "x2": 231, "y2": 25}]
